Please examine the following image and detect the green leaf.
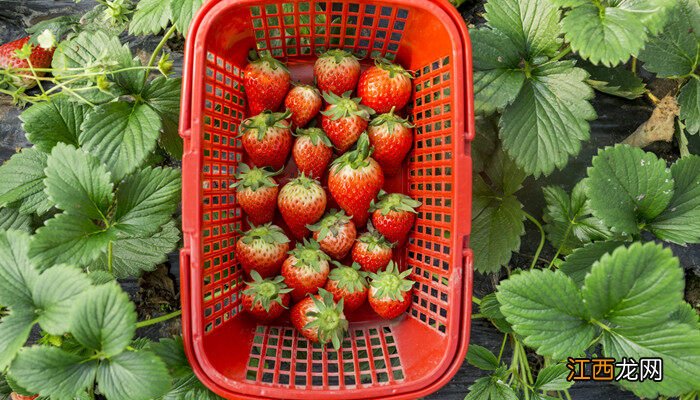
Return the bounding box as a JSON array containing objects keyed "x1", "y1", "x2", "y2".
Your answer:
[
  {"x1": 638, "y1": 0, "x2": 700, "y2": 78},
  {"x1": 560, "y1": 240, "x2": 625, "y2": 286},
  {"x1": 479, "y1": 293, "x2": 513, "y2": 333},
  {"x1": 581, "y1": 62, "x2": 646, "y2": 100},
  {"x1": 0, "y1": 148, "x2": 52, "y2": 215},
  {"x1": 533, "y1": 364, "x2": 573, "y2": 391},
  {"x1": 21, "y1": 97, "x2": 89, "y2": 152},
  {"x1": 0, "y1": 207, "x2": 32, "y2": 232},
  {"x1": 467, "y1": 345, "x2": 500, "y2": 371},
  {"x1": 97, "y1": 351, "x2": 171, "y2": 400},
  {"x1": 586, "y1": 145, "x2": 674, "y2": 235},
  {"x1": 33, "y1": 265, "x2": 92, "y2": 335},
  {"x1": 583, "y1": 242, "x2": 683, "y2": 327},
  {"x1": 71, "y1": 283, "x2": 136, "y2": 357},
  {"x1": 171, "y1": 0, "x2": 205, "y2": 35},
  {"x1": 142, "y1": 77, "x2": 183, "y2": 159},
  {"x1": 678, "y1": 78, "x2": 700, "y2": 135},
  {"x1": 0, "y1": 231, "x2": 37, "y2": 308},
  {"x1": 9, "y1": 347, "x2": 98, "y2": 399},
  {"x1": 465, "y1": 374, "x2": 519, "y2": 400},
  {"x1": 500, "y1": 61, "x2": 596, "y2": 176},
  {"x1": 483, "y1": 0, "x2": 562, "y2": 58},
  {"x1": 602, "y1": 321, "x2": 700, "y2": 398},
  {"x1": 80, "y1": 101, "x2": 162, "y2": 181},
  {"x1": 87, "y1": 270, "x2": 116, "y2": 286},
  {"x1": 29, "y1": 213, "x2": 116, "y2": 268},
  {"x1": 114, "y1": 167, "x2": 181, "y2": 236},
  {"x1": 497, "y1": 269, "x2": 595, "y2": 360},
  {"x1": 130, "y1": 0, "x2": 172, "y2": 35},
  {"x1": 472, "y1": 117, "x2": 499, "y2": 173},
  {"x1": 45, "y1": 144, "x2": 114, "y2": 220},
  {"x1": 671, "y1": 302, "x2": 700, "y2": 329},
  {"x1": 0, "y1": 309, "x2": 35, "y2": 370},
  {"x1": 649, "y1": 155, "x2": 700, "y2": 244}
]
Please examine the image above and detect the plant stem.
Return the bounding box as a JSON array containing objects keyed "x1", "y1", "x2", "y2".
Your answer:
[
  {"x1": 472, "y1": 295, "x2": 481, "y2": 305},
  {"x1": 471, "y1": 313, "x2": 484, "y2": 319},
  {"x1": 548, "y1": 45, "x2": 572, "y2": 64},
  {"x1": 135, "y1": 309, "x2": 182, "y2": 328},
  {"x1": 564, "y1": 389, "x2": 573, "y2": 400},
  {"x1": 523, "y1": 211, "x2": 546, "y2": 270},
  {"x1": 107, "y1": 241, "x2": 113, "y2": 275},
  {"x1": 497, "y1": 334, "x2": 508, "y2": 364},
  {"x1": 144, "y1": 24, "x2": 178, "y2": 85},
  {"x1": 646, "y1": 91, "x2": 660, "y2": 104},
  {"x1": 631, "y1": 57, "x2": 638, "y2": 74},
  {"x1": 548, "y1": 224, "x2": 572, "y2": 268}
]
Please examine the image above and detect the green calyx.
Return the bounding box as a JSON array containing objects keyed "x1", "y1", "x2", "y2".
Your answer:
[
  {"x1": 250, "y1": 53, "x2": 290, "y2": 73},
  {"x1": 243, "y1": 271, "x2": 293, "y2": 312},
  {"x1": 233, "y1": 163, "x2": 281, "y2": 191},
  {"x1": 240, "y1": 223, "x2": 290, "y2": 245},
  {"x1": 239, "y1": 109, "x2": 292, "y2": 141},
  {"x1": 320, "y1": 49, "x2": 358, "y2": 64},
  {"x1": 369, "y1": 190, "x2": 421, "y2": 215},
  {"x1": 375, "y1": 57, "x2": 413, "y2": 79},
  {"x1": 305, "y1": 288, "x2": 349, "y2": 349},
  {"x1": 287, "y1": 172, "x2": 323, "y2": 191},
  {"x1": 329, "y1": 261, "x2": 368, "y2": 293},
  {"x1": 321, "y1": 91, "x2": 374, "y2": 121},
  {"x1": 294, "y1": 127, "x2": 333, "y2": 148},
  {"x1": 368, "y1": 261, "x2": 414, "y2": 300},
  {"x1": 307, "y1": 209, "x2": 352, "y2": 241},
  {"x1": 358, "y1": 223, "x2": 394, "y2": 250},
  {"x1": 369, "y1": 106, "x2": 415, "y2": 130},
  {"x1": 330, "y1": 132, "x2": 374, "y2": 173},
  {"x1": 289, "y1": 238, "x2": 331, "y2": 272}
]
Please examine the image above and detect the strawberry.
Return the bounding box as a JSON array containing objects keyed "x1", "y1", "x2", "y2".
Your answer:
[
  {"x1": 320, "y1": 91, "x2": 374, "y2": 152},
  {"x1": 284, "y1": 84, "x2": 322, "y2": 128},
  {"x1": 277, "y1": 173, "x2": 327, "y2": 239},
  {"x1": 241, "y1": 271, "x2": 293, "y2": 322},
  {"x1": 367, "y1": 107, "x2": 414, "y2": 176},
  {"x1": 291, "y1": 288, "x2": 349, "y2": 348},
  {"x1": 370, "y1": 191, "x2": 421, "y2": 245},
  {"x1": 314, "y1": 49, "x2": 361, "y2": 97},
  {"x1": 235, "y1": 223, "x2": 290, "y2": 278},
  {"x1": 351, "y1": 224, "x2": 394, "y2": 273},
  {"x1": 368, "y1": 261, "x2": 414, "y2": 319},
  {"x1": 10, "y1": 394, "x2": 38, "y2": 400},
  {"x1": 243, "y1": 54, "x2": 291, "y2": 115},
  {"x1": 357, "y1": 58, "x2": 413, "y2": 114},
  {"x1": 328, "y1": 133, "x2": 384, "y2": 226},
  {"x1": 307, "y1": 209, "x2": 356, "y2": 260},
  {"x1": 292, "y1": 128, "x2": 333, "y2": 179},
  {"x1": 0, "y1": 37, "x2": 55, "y2": 89},
  {"x1": 233, "y1": 164, "x2": 280, "y2": 225},
  {"x1": 239, "y1": 110, "x2": 293, "y2": 170},
  {"x1": 324, "y1": 261, "x2": 368, "y2": 312},
  {"x1": 282, "y1": 239, "x2": 331, "y2": 302}
]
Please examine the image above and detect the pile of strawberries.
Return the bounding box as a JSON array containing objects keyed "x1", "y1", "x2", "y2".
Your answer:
[{"x1": 235, "y1": 50, "x2": 420, "y2": 349}]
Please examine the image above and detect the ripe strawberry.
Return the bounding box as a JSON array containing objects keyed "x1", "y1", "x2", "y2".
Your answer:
[
  {"x1": 357, "y1": 58, "x2": 413, "y2": 114},
  {"x1": 284, "y1": 84, "x2": 322, "y2": 128},
  {"x1": 370, "y1": 191, "x2": 421, "y2": 245},
  {"x1": 368, "y1": 261, "x2": 414, "y2": 319},
  {"x1": 307, "y1": 209, "x2": 356, "y2": 260},
  {"x1": 278, "y1": 174, "x2": 327, "y2": 239},
  {"x1": 239, "y1": 110, "x2": 293, "y2": 170},
  {"x1": 10, "y1": 394, "x2": 38, "y2": 400},
  {"x1": 282, "y1": 239, "x2": 331, "y2": 302},
  {"x1": 367, "y1": 107, "x2": 414, "y2": 176},
  {"x1": 235, "y1": 223, "x2": 290, "y2": 278},
  {"x1": 328, "y1": 133, "x2": 384, "y2": 226},
  {"x1": 351, "y1": 224, "x2": 394, "y2": 273},
  {"x1": 0, "y1": 37, "x2": 55, "y2": 89},
  {"x1": 243, "y1": 54, "x2": 291, "y2": 115},
  {"x1": 324, "y1": 261, "x2": 368, "y2": 312},
  {"x1": 233, "y1": 164, "x2": 280, "y2": 225},
  {"x1": 292, "y1": 128, "x2": 333, "y2": 179},
  {"x1": 291, "y1": 288, "x2": 349, "y2": 348},
  {"x1": 320, "y1": 91, "x2": 374, "y2": 152},
  {"x1": 314, "y1": 49, "x2": 361, "y2": 96},
  {"x1": 241, "y1": 271, "x2": 293, "y2": 322}
]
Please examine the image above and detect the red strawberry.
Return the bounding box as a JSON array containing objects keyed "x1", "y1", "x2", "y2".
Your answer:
[
  {"x1": 233, "y1": 164, "x2": 280, "y2": 225},
  {"x1": 367, "y1": 107, "x2": 414, "y2": 176},
  {"x1": 0, "y1": 37, "x2": 55, "y2": 89},
  {"x1": 284, "y1": 84, "x2": 322, "y2": 128},
  {"x1": 241, "y1": 271, "x2": 293, "y2": 322},
  {"x1": 10, "y1": 394, "x2": 38, "y2": 400},
  {"x1": 370, "y1": 191, "x2": 421, "y2": 245},
  {"x1": 307, "y1": 209, "x2": 356, "y2": 260},
  {"x1": 324, "y1": 261, "x2": 368, "y2": 312},
  {"x1": 314, "y1": 49, "x2": 361, "y2": 96},
  {"x1": 357, "y1": 58, "x2": 413, "y2": 114},
  {"x1": 243, "y1": 54, "x2": 291, "y2": 115},
  {"x1": 320, "y1": 91, "x2": 374, "y2": 152},
  {"x1": 282, "y1": 239, "x2": 331, "y2": 302},
  {"x1": 236, "y1": 223, "x2": 290, "y2": 278},
  {"x1": 351, "y1": 224, "x2": 394, "y2": 273},
  {"x1": 291, "y1": 288, "x2": 349, "y2": 348},
  {"x1": 239, "y1": 110, "x2": 293, "y2": 169},
  {"x1": 328, "y1": 133, "x2": 384, "y2": 226},
  {"x1": 278, "y1": 174, "x2": 327, "y2": 239},
  {"x1": 292, "y1": 128, "x2": 333, "y2": 179},
  {"x1": 368, "y1": 261, "x2": 414, "y2": 319}
]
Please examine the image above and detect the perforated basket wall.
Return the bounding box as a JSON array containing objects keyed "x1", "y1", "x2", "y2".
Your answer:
[{"x1": 179, "y1": 0, "x2": 474, "y2": 398}]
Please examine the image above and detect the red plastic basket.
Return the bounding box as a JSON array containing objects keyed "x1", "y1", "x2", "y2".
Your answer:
[{"x1": 179, "y1": 0, "x2": 474, "y2": 398}]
